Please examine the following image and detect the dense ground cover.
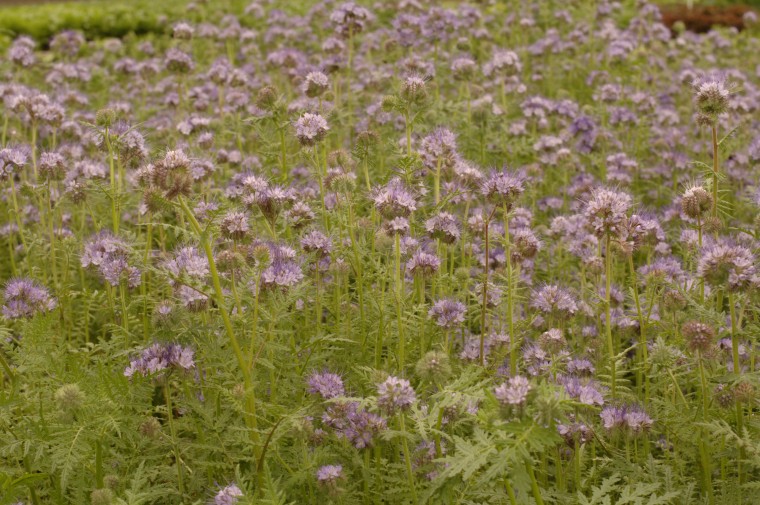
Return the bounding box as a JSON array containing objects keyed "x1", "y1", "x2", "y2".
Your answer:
[{"x1": 1, "y1": 1, "x2": 759, "y2": 504}]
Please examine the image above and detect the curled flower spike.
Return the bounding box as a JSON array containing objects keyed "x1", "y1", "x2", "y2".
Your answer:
[
  {"x1": 2, "y1": 278, "x2": 57, "y2": 319},
  {"x1": 494, "y1": 375, "x2": 531, "y2": 406},
  {"x1": 480, "y1": 170, "x2": 525, "y2": 210},
  {"x1": 583, "y1": 187, "x2": 632, "y2": 238},
  {"x1": 377, "y1": 376, "x2": 416, "y2": 413},
  {"x1": 428, "y1": 298, "x2": 466, "y2": 328},
  {"x1": 294, "y1": 113, "x2": 329, "y2": 146},
  {"x1": 307, "y1": 370, "x2": 345, "y2": 399},
  {"x1": 124, "y1": 343, "x2": 195, "y2": 378},
  {"x1": 698, "y1": 241, "x2": 757, "y2": 292}
]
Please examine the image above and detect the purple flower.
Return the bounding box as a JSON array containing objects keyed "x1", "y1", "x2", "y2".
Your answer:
[
  {"x1": 624, "y1": 406, "x2": 653, "y2": 434},
  {"x1": 698, "y1": 241, "x2": 757, "y2": 292},
  {"x1": 163, "y1": 246, "x2": 209, "y2": 280},
  {"x1": 372, "y1": 178, "x2": 417, "y2": 219},
  {"x1": 480, "y1": 170, "x2": 525, "y2": 209},
  {"x1": 693, "y1": 77, "x2": 731, "y2": 119},
  {"x1": 124, "y1": 343, "x2": 195, "y2": 378},
  {"x1": 301, "y1": 230, "x2": 332, "y2": 257},
  {"x1": 294, "y1": 113, "x2": 329, "y2": 146},
  {"x1": 483, "y1": 49, "x2": 522, "y2": 76},
  {"x1": 164, "y1": 47, "x2": 194, "y2": 73},
  {"x1": 385, "y1": 217, "x2": 410, "y2": 235},
  {"x1": 219, "y1": 211, "x2": 250, "y2": 241},
  {"x1": 307, "y1": 371, "x2": 345, "y2": 399},
  {"x1": 2, "y1": 278, "x2": 57, "y2": 319},
  {"x1": 323, "y1": 401, "x2": 386, "y2": 449},
  {"x1": 8, "y1": 36, "x2": 36, "y2": 67},
  {"x1": 530, "y1": 285, "x2": 577, "y2": 320},
  {"x1": 425, "y1": 212, "x2": 460, "y2": 244},
  {"x1": 561, "y1": 377, "x2": 604, "y2": 406},
  {"x1": 0, "y1": 146, "x2": 28, "y2": 180},
  {"x1": 316, "y1": 464, "x2": 343, "y2": 483},
  {"x1": 600, "y1": 405, "x2": 626, "y2": 430},
  {"x1": 213, "y1": 483, "x2": 243, "y2": 505},
  {"x1": 330, "y1": 2, "x2": 374, "y2": 38},
  {"x1": 260, "y1": 244, "x2": 303, "y2": 290},
  {"x1": 38, "y1": 151, "x2": 66, "y2": 180},
  {"x1": 494, "y1": 375, "x2": 531, "y2": 406},
  {"x1": 566, "y1": 358, "x2": 595, "y2": 376},
  {"x1": 583, "y1": 187, "x2": 632, "y2": 237},
  {"x1": 428, "y1": 299, "x2": 466, "y2": 329},
  {"x1": 406, "y1": 249, "x2": 440, "y2": 277},
  {"x1": 419, "y1": 128, "x2": 459, "y2": 171},
  {"x1": 82, "y1": 232, "x2": 141, "y2": 288},
  {"x1": 600, "y1": 404, "x2": 652, "y2": 434},
  {"x1": 303, "y1": 71, "x2": 330, "y2": 98},
  {"x1": 377, "y1": 376, "x2": 416, "y2": 413},
  {"x1": 558, "y1": 420, "x2": 592, "y2": 445}
]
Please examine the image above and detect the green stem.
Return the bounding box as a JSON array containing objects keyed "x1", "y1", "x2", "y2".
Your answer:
[
  {"x1": 526, "y1": 460, "x2": 545, "y2": 505},
  {"x1": 105, "y1": 127, "x2": 118, "y2": 233},
  {"x1": 711, "y1": 125, "x2": 718, "y2": 219},
  {"x1": 628, "y1": 254, "x2": 648, "y2": 403},
  {"x1": 177, "y1": 197, "x2": 261, "y2": 455},
  {"x1": 164, "y1": 382, "x2": 185, "y2": 496},
  {"x1": 605, "y1": 234, "x2": 616, "y2": 398},
  {"x1": 395, "y1": 232, "x2": 405, "y2": 372},
  {"x1": 505, "y1": 208, "x2": 516, "y2": 375},
  {"x1": 481, "y1": 212, "x2": 490, "y2": 367},
  {"x1": 399, "y1": 415, "x2": 418, "y2": 504}
]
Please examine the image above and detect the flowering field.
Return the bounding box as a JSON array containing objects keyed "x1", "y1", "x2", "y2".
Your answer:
[{"x1": 1, "y1": 1, "x2": 760, "y2": 504}]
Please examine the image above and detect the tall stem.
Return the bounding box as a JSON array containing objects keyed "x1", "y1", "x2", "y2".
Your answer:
[
  {"x1": 399, "y1": 415, "x2": 418, "y2": 504},
  {"x1": 505, "y1": 208, "x2": 516, "y2": 375},
  {"x1": 177, "y1": 197, "x2": 261, "y2": 455},
  {"x1": 480, "y1": 213, "x2": 491, "y2": 367},
  {"x1": 395, "y1": 232, "x2": 405, "y2": 372},
  {"x1": 605, "y1": 234, "x2": 616, "y2": 398},
  {"x1": 164, "y1": 382, "x2": 185, "y2": 497},
  {"x1": 729, "y1": 291, "x2": 744, "y2": 488},
  {"x1": 105, "y1": 127, "x2": 119, "y2": 233},
  {"x1": 697, "y1": 353, "x2": 714, "y2": 504},
  {"x1": 710, "y1": 125, "x2": 718, "y2": 219},
  {"x1": 434, "y1": 158, "x2": 441, "y2": 206},
  {"x1": 628, "y1": 254, "x2": 648, "y2": 402}
]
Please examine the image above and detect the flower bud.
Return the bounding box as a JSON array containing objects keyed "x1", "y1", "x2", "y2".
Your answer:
[
  {"x1": 96, "y1": 108, "x2": 117, "y2": 128},
  {"x1": 415, "y1": 351, "x2": 452, "y2": 383},
  {"x1": 91, "y1": 488, "x2": 113, "y2": 505}
]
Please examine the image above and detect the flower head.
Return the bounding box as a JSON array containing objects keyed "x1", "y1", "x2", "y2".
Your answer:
[
  {"x1": 494, "y1": 375, "x2": 531, "y2": 406},
  {"x1": 694, "y1": 77, "x2": 730, "y2": 120},
  {"x1": 698, "y1": 241, "x2": 757, "y2": 292},
  {"x1": 530, "y1": 284, "x2": 577, "y2": 320},
  {"x1": 294, "y1": 113, "x2": 329, "y2": 146},
  {"x1": 82, "y1": 232, "x2": 142, "y2": 288},
  {"x1": 330, "y1": 2, "x2": 373, "y2": 38},
  {"x1": 124, "y1": 343, "x2": 195, "y2": 378},
  {"x1": 2, "y1": 278, "x2": 56, "y2": 319},
  {"x1": 407, "y1": 249, "x2": 440, "y2": 277},
  {"x1": 377, "y1": 376, "x2": 416, "y2": 413},
  {"x1": 213, "y1": 484, "x2": 243, "y2": 505},
  {"x1": 428, "y1": 299, "x2": 466, "y2": 328},
  {"x1": 372, "y1": 178, "x2": 417, "y2": 219},
  {"x1": 307, "y1": 371, "x2": 345, "y2": 399},
  {"x1": 425, "y1": 212, "x2": 460, "y2": 244},
  {"x1": 480, "y1": 170, "x2": 525, "y2": 210},
  {"x1": 583, "y1": 187, "x2": 632, "y2": 237},
  {"x1": 316, "y1": 464, "x2": 343, "y2": 484}
]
